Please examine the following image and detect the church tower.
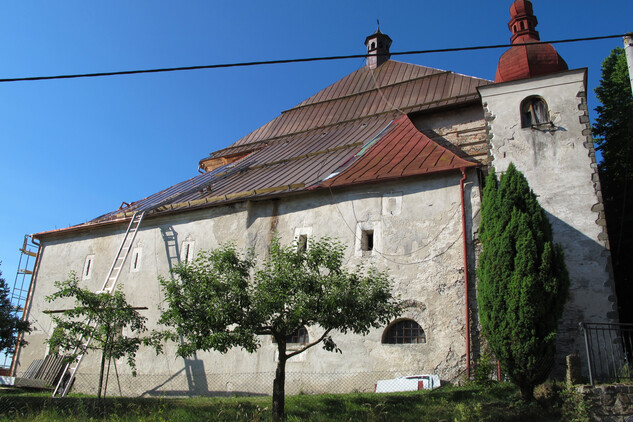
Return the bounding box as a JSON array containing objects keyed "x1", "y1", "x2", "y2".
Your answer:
[
  {"x1": 364, "y1": 27, "x2": 392, "y2": 69},
  {"x1": 478, "y1": 0, "x2": 618, "y2": 375}
]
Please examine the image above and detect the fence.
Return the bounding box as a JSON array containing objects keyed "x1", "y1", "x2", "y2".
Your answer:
[
  {"x1": 6, "y1": 369, "x2": 460, "y2": 398},
  {"x1": 579, "y1": 322, "x2": 633, "y2": 385},
  {"x1": 0, "y1": 370, "x2": 463, "y2": 420}
]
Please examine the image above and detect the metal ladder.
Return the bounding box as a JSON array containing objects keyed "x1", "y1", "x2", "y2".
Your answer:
[{"x1": 52, "y1": 211, "x2": 145, "y2": 398}]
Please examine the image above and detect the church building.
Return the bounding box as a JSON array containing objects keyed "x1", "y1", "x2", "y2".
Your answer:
[{"x1": 13, "y1": 0, "x2": 617, "y2": 395}]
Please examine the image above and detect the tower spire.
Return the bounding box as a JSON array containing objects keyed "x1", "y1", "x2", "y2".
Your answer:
[
  {"x1": 494, "y1": 0, "x2": 568, "y2": 83},
  {"x1": 364, "y1": 26, "x2": 392, "y2": 69}
]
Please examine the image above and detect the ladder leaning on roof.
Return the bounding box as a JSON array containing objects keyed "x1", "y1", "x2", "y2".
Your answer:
[{"x1": 52, "y1": 211, "x2": 145, "y2": 398}]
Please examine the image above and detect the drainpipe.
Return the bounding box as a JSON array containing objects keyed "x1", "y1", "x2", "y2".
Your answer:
[{"x1": 459, "y1": 167, "x2": 471, "y2": 379}]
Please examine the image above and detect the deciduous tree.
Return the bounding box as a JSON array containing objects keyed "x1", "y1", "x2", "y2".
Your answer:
[
  {"x1": 0, "y1": 265, "x2": 30, "y2": 354},
  {"x1": 477, "y1": 164, "x2": 569, "y2": 401},
  {"x1": 159, "y1": 237, "x2": 402, "y2": 420},
  {"x1": 46, "y1": 274, "x2": 160, "y2": 398}
]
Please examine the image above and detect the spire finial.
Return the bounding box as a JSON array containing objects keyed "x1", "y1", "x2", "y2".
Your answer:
[{"x1": 377, "y1": 19, "x2": 380, "y2": 31}]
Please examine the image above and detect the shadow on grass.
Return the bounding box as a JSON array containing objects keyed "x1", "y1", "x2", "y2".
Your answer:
[{"x1": 0, "y1": 383, "x2": 560, "y2": 422}]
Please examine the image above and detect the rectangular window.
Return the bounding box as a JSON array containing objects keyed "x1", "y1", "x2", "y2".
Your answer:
[
  {"x1": 130, "y1": 247, "x2": 142, "y2": 272},
  {"x1": 181, "y1": 241, "x2": 195, "y2": 263},
  {"x1": 355, "y1": 222, "x2": 380, "y2": 257},
  {"x1": 293, "y1": 227, "x2": 312, "y2": 252},
  {"x1": 361, "y1": 230, "x2": 374, "y2": 251},
  {"x1": 297, "y1": 234, "x2": 308, "y2": 252},
  {"x1": 82, "y1": 255, "x2": 95, "y2": 280}
]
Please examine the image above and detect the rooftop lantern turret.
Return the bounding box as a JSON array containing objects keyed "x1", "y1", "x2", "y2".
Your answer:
[
  {"x1": 494, "y1": 0, "x2": 568, "y2": 83},
  {"x1": 364, "y1": 24, "x2": 392, "y2": 69}
]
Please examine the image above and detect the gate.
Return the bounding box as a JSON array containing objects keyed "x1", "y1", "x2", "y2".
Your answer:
[{"x1": 580, "y1": 322, "x2": 633, "y2": 385}]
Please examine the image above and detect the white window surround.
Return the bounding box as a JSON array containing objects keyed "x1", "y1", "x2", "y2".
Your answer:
[
  {"x1": 293, "y1": 227, "x2": 313, "y2": 251},
  {"x1": 181, "y1": 240, "x2": 195, "y2": 263},
  {"x1": 355, "y1": 221, "x2": 381, "y2": 257},
  {"x1": 382, "y1": 192, "x2": 403, "y2": 216},
  {"x1": 82, "y1": 254, "x2": 95, "y2": 280}
]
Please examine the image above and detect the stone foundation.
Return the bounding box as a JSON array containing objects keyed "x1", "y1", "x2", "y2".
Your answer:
[{"x1": 579, "y1": 385, "x2": 633, "y2": 422}]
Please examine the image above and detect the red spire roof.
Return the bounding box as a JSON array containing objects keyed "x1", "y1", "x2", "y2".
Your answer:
[{"x1": 494, "y1": 0, "x2": 568, "y2": 83}]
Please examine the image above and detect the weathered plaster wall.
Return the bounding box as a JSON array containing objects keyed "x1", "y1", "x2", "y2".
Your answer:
[
  {"x1": 18, "y1": 171, "x2": 480, "y2": 395},
  {"x1": 478, "y1": 69, "x2": 618, "y2": 375}
]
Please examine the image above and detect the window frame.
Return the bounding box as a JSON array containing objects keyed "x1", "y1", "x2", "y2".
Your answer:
[
  {"x1": 272, "y1": 325, "x2": 309, "y2": 345},
  {"x1": 520, "y1": 96, "x2": 550, "y2": 128},
  {"x1": 382, "y1": 319, "x2": 426, "y2": 344}
]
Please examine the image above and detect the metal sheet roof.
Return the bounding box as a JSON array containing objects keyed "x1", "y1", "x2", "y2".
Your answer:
[
  {"x1": 319, "y1": 115, "x2": 478, "y2": 189},
  {"x1": 36, "y1": 60, "x2": 491, "y2": 236}
]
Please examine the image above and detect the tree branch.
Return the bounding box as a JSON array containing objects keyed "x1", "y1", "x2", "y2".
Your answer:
[{"x1": 286, "y1": 328, "x2": 332, "y2": 359}]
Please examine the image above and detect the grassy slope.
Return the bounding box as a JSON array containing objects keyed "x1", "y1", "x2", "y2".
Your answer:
[{"x1": 0, "y1": 383, "x2": 562, "y2": 421}]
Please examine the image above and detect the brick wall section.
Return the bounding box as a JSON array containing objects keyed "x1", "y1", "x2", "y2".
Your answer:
[{"x1": 579, "y1": 385, "x2": 633, "y2": 421}]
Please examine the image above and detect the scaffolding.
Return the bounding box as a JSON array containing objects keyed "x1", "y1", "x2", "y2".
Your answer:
[{"x1": 1, "y1": 235, "x2": 40, "y2": 373}]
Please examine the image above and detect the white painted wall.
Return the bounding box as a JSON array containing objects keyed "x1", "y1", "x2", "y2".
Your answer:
[
  {"x1": 479, "y1": 69, "x2": 618, "y2": 372},
  {"x1": 18, "y1": 172, "x2": 479, "y2": 395}
]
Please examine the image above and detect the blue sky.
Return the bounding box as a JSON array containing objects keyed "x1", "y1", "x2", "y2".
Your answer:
[{"x1": 0, "y1": 0, "x2": 630, "y2": 291}]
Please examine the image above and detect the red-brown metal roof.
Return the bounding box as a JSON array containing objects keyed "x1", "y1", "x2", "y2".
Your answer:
[
  {"x1": 212, "y1": 60, "x2": 490, "y2": 151},
  {"x1": 319, "y1": 115, "x2": 478, "y2": 189},
  {"x1": 36, "y1": 59, "x2": 491, "y2": 236}
]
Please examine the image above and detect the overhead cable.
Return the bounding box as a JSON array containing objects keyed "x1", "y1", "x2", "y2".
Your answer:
[{"x1": 0, "y1": 33, "x2": 629, "y2": 83}]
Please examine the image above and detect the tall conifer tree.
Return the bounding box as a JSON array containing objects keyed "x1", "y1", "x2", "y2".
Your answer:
[
  {"x1": 593, "y1": 47, "x2": 633, "y2": 323},
  {"x1": 477, "y1": 163, "x2": 569, "y2": 401}
]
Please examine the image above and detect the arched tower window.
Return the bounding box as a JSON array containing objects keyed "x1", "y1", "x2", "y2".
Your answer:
[
  {"x1": 521, "y1": 96, "x2": 549, "y2": 127},
  {"x1": 382, "y1": 319, "x2": 426, "y2": 344}
]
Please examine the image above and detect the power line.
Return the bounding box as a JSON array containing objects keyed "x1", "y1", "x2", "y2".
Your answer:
[{"x1": 0, "y1": 33, "x2": 629, "y2": 84}]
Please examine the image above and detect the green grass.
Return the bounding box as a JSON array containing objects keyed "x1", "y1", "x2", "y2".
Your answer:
[{"x1": 0, "y1": 383, "x2": 562, "y2": 421}]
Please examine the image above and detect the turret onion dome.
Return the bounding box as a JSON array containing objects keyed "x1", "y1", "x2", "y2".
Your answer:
[{"x1": 494, "y1": 0, "x2": 568, "y2": 83}]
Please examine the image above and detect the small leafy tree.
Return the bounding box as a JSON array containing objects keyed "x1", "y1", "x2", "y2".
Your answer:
[
  {"x1": 593, "y1": 47, "x2": 633, "y2": 323},
  {"x1": 0, "y1": 265, "x2": 31, "y2": 354},
  {"x1": 159, "y1": 237, "x2": 402, "y2": 420},
  {"x1": 46, "y1": 273, "x2": 160, "y2": 398},
  {"x1": 477, "y1": 163, "x2": 569, "y2": 401}
]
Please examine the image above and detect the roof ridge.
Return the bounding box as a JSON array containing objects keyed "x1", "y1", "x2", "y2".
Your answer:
[
  {"x1": 282, "y1": 69, "x2": 453, "y2": 114},
  {"x1": 281, "y1": 60, "x2": 450, "y2": 114}
]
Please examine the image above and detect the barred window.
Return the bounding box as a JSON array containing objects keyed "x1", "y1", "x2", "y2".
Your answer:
[{"x1": 382, "y1": 319, "x2": 426, "y2": 344}]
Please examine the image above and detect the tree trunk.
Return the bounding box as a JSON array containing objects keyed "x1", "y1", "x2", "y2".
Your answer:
[
  {"x1": 519, "y1": 383, "x2": 535, "y2": 402},
  {"x1": 97, "y1": 350, "x2": 106, "y2": 400},
  {"x1": 272, "y1": 341, "x2": 287, "y2": 421}
]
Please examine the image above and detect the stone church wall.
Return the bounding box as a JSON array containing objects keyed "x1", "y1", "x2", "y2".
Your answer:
[{"x1": 18, "y1": 172, "x2": 480, "y2": 395}]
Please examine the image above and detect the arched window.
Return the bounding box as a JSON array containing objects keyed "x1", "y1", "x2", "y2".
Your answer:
[
  {"x1": 273, "y1": 326, "x2": 309, "y2": 345},
  {"x1": 382, "y1": 319, "x2": 426, "y2": 344},
  {"x1": 521, "y1": 96, "x2": 549, "y2": 128}
]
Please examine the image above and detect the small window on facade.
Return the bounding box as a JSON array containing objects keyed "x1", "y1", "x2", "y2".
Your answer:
[
  {"x1": 361, "y1": 230, "x2": 374, "y2": 251},
  {"x1": 521, "y1": 96, "x2": 549, "y2": 128},
  {"x1": 181, "y1": 240, "x2": 195, "y2": 263},
  {"x1": 82, "y1": 255, "x2": 95, "y2": 280},
  {"x1": 382, "y1": 319, "x2": 426, "y2": 344},
  {"x1": 297, "y1": 234, "x2": 308, "y2": 252},
  {"x1": 130, "y1": 247, "x2": 142, "y2": 272},
  {"x1": 273, "y1": 326, "x2": 309, "y2": 345}
]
